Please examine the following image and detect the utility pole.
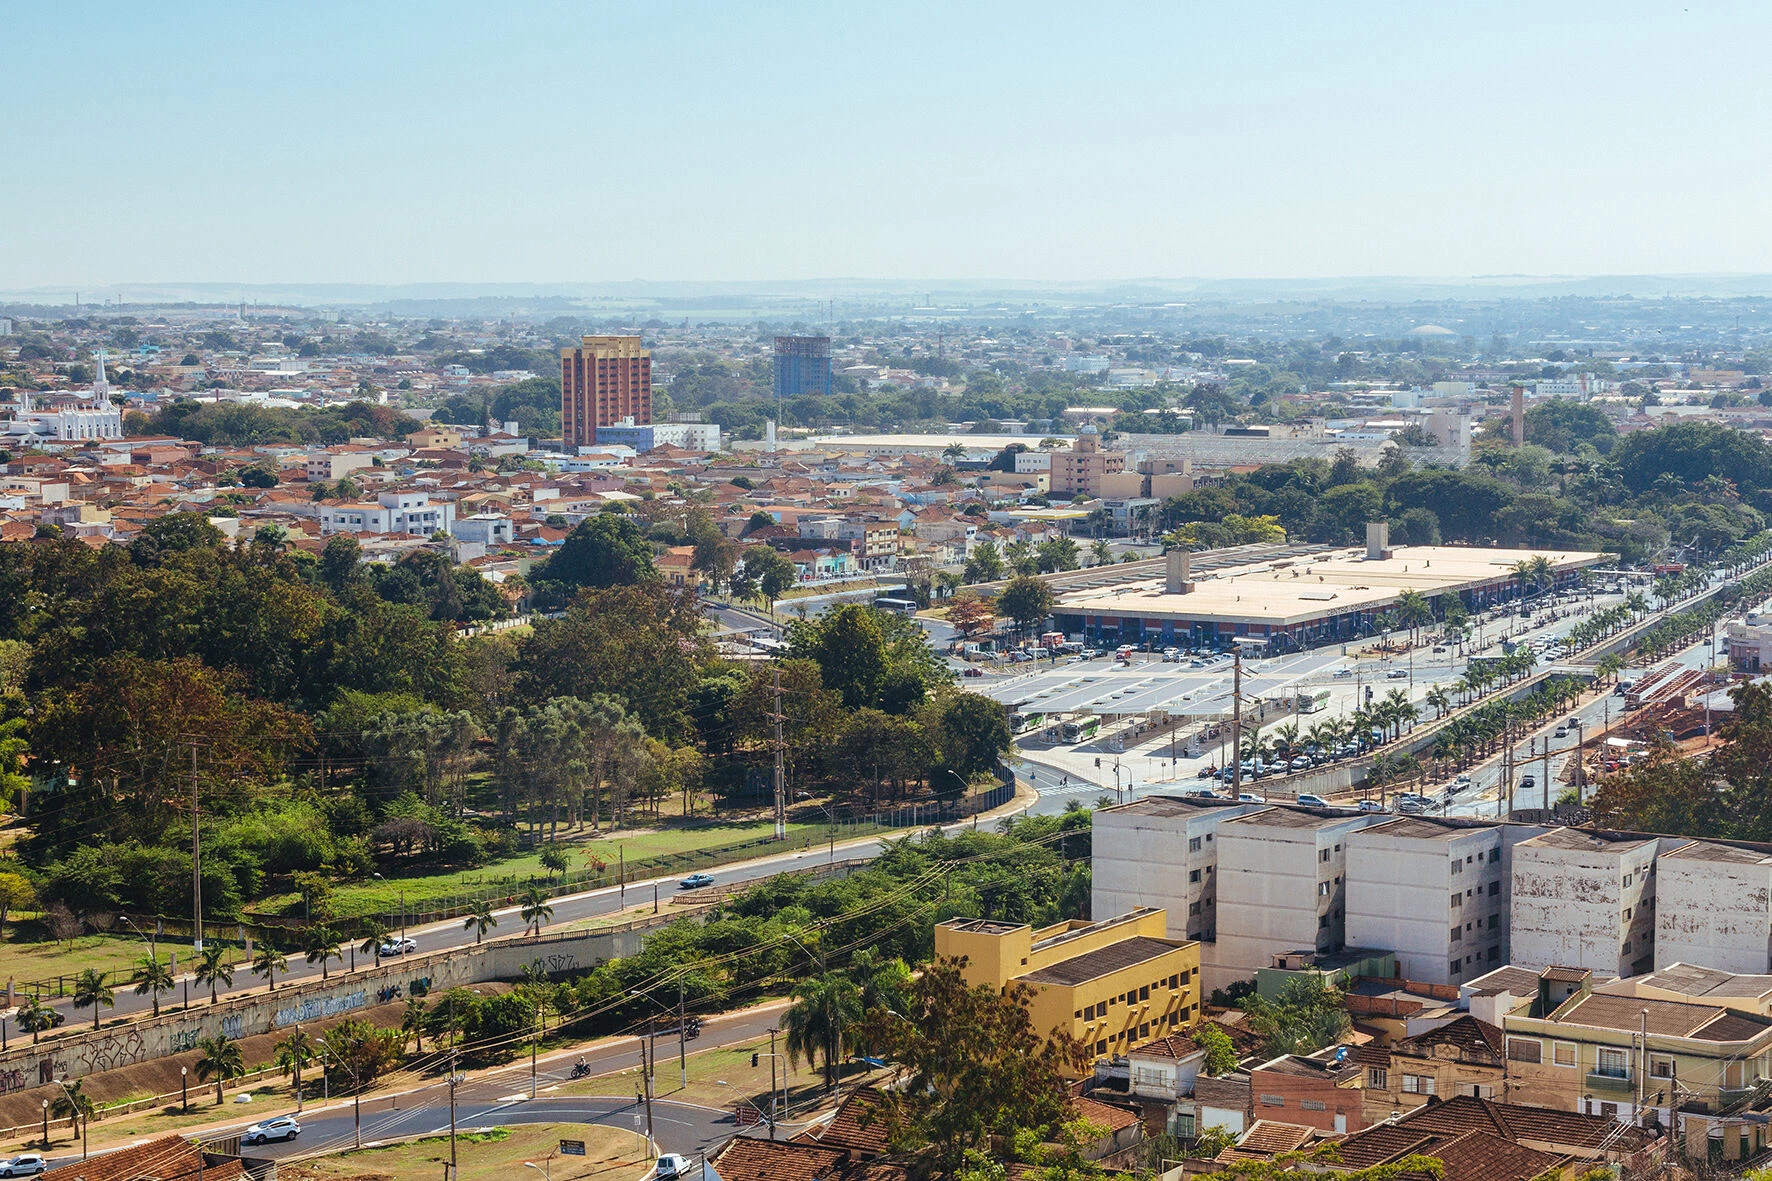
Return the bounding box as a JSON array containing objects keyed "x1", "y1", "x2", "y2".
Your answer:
[
  {"x1": 530, "y1": 1009, "x2": 539, "y2": 1099},
  {"x1": 639, "y1": 1035, "x2": 655, "y2": 1139},
  {"x1": 190, "y1": 745, "x2": 203, "y2": 955},
  {"x1": 448, "y1": 1049, "x2": 459, "y2": 1181},
  {"x1": 678, "y1": 981, "x2": 687, "y2": 1090},
  {"x1": 771, "y1": 666, "x2": 787, "y2": 840},
  {"x1": 1231, "y1": 647, "x2": 1243, "y2": 798},
  {"x1": 768, "y1": 1027, "x2": 780, "y2": 1139}
]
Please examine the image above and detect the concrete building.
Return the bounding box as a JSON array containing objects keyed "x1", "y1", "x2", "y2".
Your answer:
[
  {"x1": 1344, "y1": 818, "x2": 1524, "y2": 986},
  {"x1": 1050, "y1": 426, "x2": 1125, "y2": 497},
  {"x1": 1722, "y1": 620, "x2": 1772, "y2": 672},
  {"x1": 1211, "y1": 808, "x2": 1386, "y2": 993},
  {"x1": 934, "y1": 908, "x2": 1201, "y2": 1065},
  {"x1": 773, "y1": 335, "x2": 832, "y2": 400},
  {"x1": 453, "y1": 513, "x2": 514, "y2": 547},
  {"x1": 1510, "y1": 829, "x2": 1666, "y2": 978},
  {"x1": 306, "y1": 448, "x2": 377, "y2": 481},
  {"x1": 318, "y1": 491, "x2": 455, "y2": 537},
  {"x1": 590, "y1": 417, "x2": 722, "y2": 453},
  {"x1": 1248, "y1": 1051, "x2": 1368, "y2": 1134},
  {"x1": 1092, "y1": 797, "x2": 1268, "y2": 948},
  {"x1": 1357, "y1": 1014, "x2": 1507, "y2": 1123},
  {"x1": 1654, "y1": 841, "x2": 1772, "y2": 975},
  {"x1": 560, "y1": 335, "x2": 651, "y2": 448}
]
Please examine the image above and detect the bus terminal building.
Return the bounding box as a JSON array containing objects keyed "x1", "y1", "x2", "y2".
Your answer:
[{"x1": 1055, "y1": 528, "x2": 1606, "y2": 653}]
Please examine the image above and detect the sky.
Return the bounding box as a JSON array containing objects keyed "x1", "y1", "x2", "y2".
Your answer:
[{"x1": 6, "y1": 1, "x2": 1772, "y2": 290}]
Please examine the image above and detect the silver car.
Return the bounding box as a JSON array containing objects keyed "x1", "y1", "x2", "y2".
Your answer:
[{"x1": 0, "y1": 1155, "x2": 47, "y2": 1177}]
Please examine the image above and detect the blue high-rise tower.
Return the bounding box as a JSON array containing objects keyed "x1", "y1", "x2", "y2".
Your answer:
[{"x1": 773, "y1": 335, "x2": 832, "y2": 400}]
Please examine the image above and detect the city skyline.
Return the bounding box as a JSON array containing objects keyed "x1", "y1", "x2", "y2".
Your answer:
[{"x1": 7, "y1": 1, "x2": 1771, "y2": 288}]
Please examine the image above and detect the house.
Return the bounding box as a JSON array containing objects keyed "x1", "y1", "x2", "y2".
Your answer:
[
  {"x1": 1248, "y1": 1048, "x2": 1367, "y2": 1134},
  {"x1": 317, "y1": 491, "x2": 456, "y2": 537},
  {"x1": 1357, "y1": 1014, "x2": 1507, "y2": 1124}
]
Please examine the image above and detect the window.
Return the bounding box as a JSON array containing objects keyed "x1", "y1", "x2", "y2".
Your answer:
[
  {"x1": 1189, "y1": 901, "x2": 1203, "y2": 916},
  {"x1": 1300, "y1": 1099, "x2": 1326, "y2": 1111},
  {"x1": 1319, "y1": 915, "x2": 1330, "y2": 929},
  {"x1": 1096, "y1": 1040, "x2": 1107, "y2": 1055},
  {"x1": 1622, "y1": 873, "x2": 1632, "y2": 888},
  {"x1": 1451, "y1": 859, "x2": 1462, "y2": 874},
  {"x1": 1075, "y1": 1009, "x2": 1083, "y2": 1020},
  {"x1": 1600, "y1": 1102, "x2": 1618, "y2": 1120},
  {"x1": 1450, "y1": 893, "x2": 1462, "y2": 909},
  {"x1": 1507, "y1": 1038, "x2": 1543, "y2": 1064},
  {"x1": 1622, "y1": 907, "x2": 1632, "y2": 921},
  {"x1": 1139, "y1": 1022, "x2": 1150, "y2": 1038},
  {"x1": 1189, "y1": 837, "x2": 1202, "y2": 852},
  {"x1": 1402, "y1": 1074, "x2": 1436, "y2": 1095},
  {"x1": 1488, "y1": 946, "x2": 1501, "y2": 961},
  {"x1": 1451, "y1": 960, "x2": 1462, "y2": 975},
  {"x1": 1489, "y1": 881, "x2": 1500, "y2": 896},
  {"x1": 1189, "y1": 869, "x2": 1202, "y2": 883},
  {"x1": 1596, "y1": 1048, "x2": 1629, "y2": 1079},
  {"x1": 1319, "y1": 882, "x2": 1332, "y2": 897},
  {"x1": 1554, "y1": 1043, "x2": 1576, "y2": 1067},
  {"x1": 1139, "y1": 985, "x2": 1150, "y2": 1002},
  {"x1": 1259, "y1": 1094, "x2": 1285, "y2": 1107},
  {"x1": 1321, "y1": 849, "x2": 1331, "y2": 862},
  {"x1": 1488, "y1": 915, "x2": 1500, "y2": 930},
  {"x1": 1651, "y1": 1056, "x2": 1675, "y2": 1079},
  {"x1": 1168, "y1": 974, "x2": 1180, "y2": 989},
  {"x1": 1450, "y1": 926, "x2": 1462, "y2": 944},
  {"x1": 1621, "y1": 940, "x2": 1631, "y2": 954},
  {"x1": 1369, "y1": 1067, "x2": 1389, "y2": 1089}
]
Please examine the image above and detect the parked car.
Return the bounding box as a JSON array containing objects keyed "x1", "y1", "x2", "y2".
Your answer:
[
  {"x1": 1289, "y1": 756, "x2": 1312, "y2": 772},
  {"x1": 243, "y1": 1117, "x2": 302, "y2": 1145},
  {"x1": 962, "y1": 666, "x2": 985, "y2": 677},
  {"x1": 0, "y1": 1155, "x2": 46, "y2": 1177},
  {"x1": 1358, "y1": 800, "x2": 1386, "y2": 813},
  {"x1": 1295, "y1": 793, "x2": 1330, "y2": 808},
  {"x1": 1237, "y1": 792, "x2": 1266, "y2": 803},
  {"x1": 679, "y1": 872, "x2": 716, "y2": 890},
  {"x1": 378, "y1": 937, "x2": 418, "y2": 957},
  {"x1": 656, "y1": 1155, "x2": 695, "y2": 1180}
]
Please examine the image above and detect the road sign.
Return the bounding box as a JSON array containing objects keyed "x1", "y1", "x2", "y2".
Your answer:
[
  {"x1": 734, "y1": 1100, "x2": 763, "y2": 1127},
  {"x1": 560, "y1": 1139, "x2": 586, "y2": 1156}
]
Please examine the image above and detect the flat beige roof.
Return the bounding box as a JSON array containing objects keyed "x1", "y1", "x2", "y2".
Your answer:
[{"x1": 1060, "y1": 544, "x2": 1607, "y2": 627}]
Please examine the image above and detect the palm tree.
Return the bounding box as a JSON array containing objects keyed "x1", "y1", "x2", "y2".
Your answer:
[
  {"x1": 1395, "y1": 590, "x2": 1433, "y2": 648},
  {"x1": 781, "y1": 971, "x2": 863, "y2": 1090},
  {"x1": 1271, "y1": 722, "x2": 1301, "y2": 762},
  {"x1": 464, "y1": 899, "x2": 499, "y2": 944},
  {"x1": 274, "y1": 1027, "x2": 317, "y2": 1112},
  {"x1": 50, "y1": 1078, "x2": 94, "y2": 1142},
  {"x1": 519, "y1": 885, "x2": 554, "y2": 938},
  {"x1": 1425, "y1": 686, "x2": 1452, "y2": 719},
  {"x1": 403, "y1": 996, "x2": 428, "y2": 1052},
  {"x1": 251, "y1": 944, "x2": 289, "y2": 991},
  {"x1": 358, "y1": 920, "x2": 392, "y2": 969},
  {"x1": 15, "y1": 995, "x2": 48, "y2": 1044},
  {"x1": 1596, "y1": 652, "x2": 1625, "y2": 685},
  {"x1": 303, "y1": 925, "x2": 343, "y2": 981},
  {"x1": 195, "y1": 945, "x2": 234, "y2": 1005},
  {"x1": 130, "y1": 954, "x2": 175, "y2": 1018},
  {"x1": 72, "y1": 968, "x2": 114, "y2": 1029},
  {"x1": 196, "y1": 1034, "x2": 246, "y2": 1105}
]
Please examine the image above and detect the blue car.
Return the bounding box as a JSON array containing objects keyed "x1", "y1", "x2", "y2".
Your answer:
[{"x1": 679, "y1": 872, "x2": 716, "y2": 890}]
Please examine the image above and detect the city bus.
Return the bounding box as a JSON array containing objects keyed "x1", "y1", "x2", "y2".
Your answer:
[
  {"x1": 1298, "y1": 687, "x2": 1333, "y2": 714},
  {"x1": 1060, "y1": 715, "x2": 1102, "y2": 743},
  {"x1": 1011, "y1": 711, "x2": 1046, "y2": 735},
  {"x1": 872, "y1": 597, "x2": 919, "y2": 615}
]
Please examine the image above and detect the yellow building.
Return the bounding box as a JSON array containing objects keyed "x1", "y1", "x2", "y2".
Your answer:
[{"x1": 934, "y1": 907, "x2": 1201, "y2": 1064}]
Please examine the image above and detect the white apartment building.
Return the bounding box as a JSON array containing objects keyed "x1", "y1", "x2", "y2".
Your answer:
[
  {"x1": 1344, "y1": 818, "x2": 1524, "y2": 986},
  {"x1": 319, "y1": 491, "x2": 455, "y2": 537},
  {"x1": 1092, "y1": 797, "x2": 1267, "y2": 952},
  {"x1": 1511, "y1": 829, "x2": 1665, "y2": 978},
  {"x1": 1654, "y1": 841, "x2": 1772, "y2": 975},
  {"x1": 1210, "y1": 808, "x2": 1386, "y2": 993},
  {"x1": 306, "y1": 448, "x2": 378, "y2": 482},
  {"x1": 453, "y1": 513, "x2": 514, "y2": 547}
]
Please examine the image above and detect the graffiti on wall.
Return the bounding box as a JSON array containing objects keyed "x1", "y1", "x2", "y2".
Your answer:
[
  {"x1": 219, "y1": 1014, "x2": 243, "y2": 1040},
  {"x1": 0, "y1": 1067, "x2": 26, "y2": 1096},
  {"x1": 526, "y1": 954, "x2": 579, "y2": 977},
  {"x1": 171, "y1": 1028, "x2": 201, "y2": 1054},
  {"x1": 73, "y1": 1028, "x2": 148, "y2": 1075},
  {"x1": 274, "y1": 990, "x2": 367, "y2": 1028}
]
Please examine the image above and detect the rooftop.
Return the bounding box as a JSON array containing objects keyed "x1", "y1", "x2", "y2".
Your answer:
[
  {"x1": 1018, "y1": 936, "x2": 1182, "y2": 987},
  {"x1": 1554, "y1": 993, "x2": 1772, "y2": 1040},
  {"x1": 1627, "y1": 963, "x2": 1772, "y2": 999},
  {"x1": 1519, "y1": 827, "x2": 1657, "y2": 854}
]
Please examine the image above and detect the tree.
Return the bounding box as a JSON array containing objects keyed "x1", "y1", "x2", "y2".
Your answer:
[
  {"x1": 539, "y1": 843, "x2": 570, "y2": 879},
  {"x1": 275, "y1": 1027, "x2": 317, "y2": 1111},
  {"x1": 196, "y1": 1034, "x2": 246, "y2": 1104},
  {"x1": 787, "y1": 603, "x2": 950, "y2": 714},
  {"x1": 1242, "y1": 977, "x2": 1351, "y2": 1057},
  {"x1": 519, "y1": 884, "x2": 554, "y2": 937},
  {"x1": 859, "y1": 958, "x2": 1087, "y2": 1171},
  {"x1": 997, "y1": 576, "x2": 1056, "y2": 637},
  {"x1": 50, "y1": 1078, "x2": 94, "y2": 1142},
  {"x1": 131, "y1": 954, "x2": 175, "y2": 1017},
  {"x1": 538, "y1": 511, "x2": 657, "y2": 591},
  {"x1": 1192, "y1": 1024, "x2": 1238, "y2": 1076},
  {"x1": 250, "y1": 943, "x2": 289, "y2": 991},
  {"x1": 963, "y1": 540, "x2": 1005, "y2": 584},
  {"x1": 925, "y1": 692, "x2": 1012, "y2": 780},
  {"x1": 72, "y1": 968, "x2": 114, "y2": 1029},
  {"x1": 403, "y1": 995, "x2": 428, "y2": 1052},
  {"x1": 359, "y1": 920, "x2": 392, "y2": 969},
  {"x1": 303, "y1": 924, "x2": 343, "y2": 981},
  {"x1": 195, "y1": 945, "x2": 234, "y2": 1006},
  {"x1": 464, "y1": 898, "x2": 499, "y2": 944},
  {"x1": 783, "y1": 971, "x2": 864, "y2": 1089},
  {"x1": 946, "y1": 592, "x2": 998, "y2": 638}
]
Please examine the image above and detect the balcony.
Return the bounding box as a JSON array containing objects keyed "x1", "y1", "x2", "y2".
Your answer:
[{"x1": 1585, "y1": 1071, "x2": 1635, "y2": 1099}]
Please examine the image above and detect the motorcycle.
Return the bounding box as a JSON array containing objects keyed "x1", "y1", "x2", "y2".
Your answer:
[{"x1": 569, "y1": 1062, "x2": 592, "y2": 1079}]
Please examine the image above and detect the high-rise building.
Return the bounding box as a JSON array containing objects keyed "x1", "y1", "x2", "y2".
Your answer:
[
  {"x1": 773, "y1": 335, "x2": 832, "y2": 399},
  {"x1": 560, "y1": 335, "x2": 651, "y2": 448}
]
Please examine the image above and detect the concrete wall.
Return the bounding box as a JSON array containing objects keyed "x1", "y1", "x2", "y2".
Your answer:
[
  {"x1": 1511, "y1": 836, "x2": 1659, "y2": 976},
  {"x1": 0, "y1": 919, "x2": 662, "y2": 1094},
  {"x1": 1656, "y1": 845, "x2": 1772, "y2": 974}
]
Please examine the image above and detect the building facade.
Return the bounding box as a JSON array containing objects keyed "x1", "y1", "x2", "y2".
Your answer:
[
  {"x1": 934, "y1": 908, "x2": 1201, "y2": 1065},
  {"x1": 1050, "y1": 427, "x2": 1125, "y2": 496},
  {"x1": 318, "y1": 491, "x2": 455, "y2": 536},
  {"x1": 560, "y1": 335, "x2": 651, "y2": 448},
  {"x1": 1654, "y1": 842, "x2": 1772, "y2": 974},
  {"x1": 773, "y1": 335, "x2": 833, "y2": 400},
  {"x1": 1510, "y1": 829, "x2": 1663, "y2": 977}
]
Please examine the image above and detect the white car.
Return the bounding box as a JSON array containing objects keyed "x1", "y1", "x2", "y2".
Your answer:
[
  {"x1": 1295, "y1": 793, "x2": 1331, "y2": 808},
  {"x1": 0, "y1": 1154, "x2": 46, "y2": 1177},
  {"x1": 379, "y1": 937, "x2": 418, "y2": 957},
  {"x1": 242, "y1": 1116, "x2": 301, "y2": 1144},
  {"x1": 656, "y1": 1154, "x2": 695, "y2": 1180}
]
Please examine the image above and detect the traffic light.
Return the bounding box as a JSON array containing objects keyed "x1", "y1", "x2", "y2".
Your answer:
[{"x1": 751, "y1": 1052, "x2": 760, "y2": 1068}]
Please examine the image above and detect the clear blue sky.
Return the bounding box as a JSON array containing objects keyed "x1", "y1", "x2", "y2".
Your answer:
[{"x1": 6, "y1": 1, "x2": 1769, "y2": 288}]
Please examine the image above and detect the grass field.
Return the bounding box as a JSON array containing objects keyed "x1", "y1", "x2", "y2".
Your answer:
[
  {"x1": 251, "y1": 817, "x2": 893, "y2": 923},
  {"x1": 0, "y1": 934, "x2": 175, "y2": 992},
  {"x1": 283, "y1": 1122, "x2": 646, "y2": 1181}
]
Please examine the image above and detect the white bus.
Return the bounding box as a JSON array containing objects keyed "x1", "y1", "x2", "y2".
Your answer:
[{"x1": 1298, "y1": 687, "x2": 1333, "y2": 714}]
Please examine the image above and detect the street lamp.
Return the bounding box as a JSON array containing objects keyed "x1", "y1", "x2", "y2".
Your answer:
[
  {"x1": 522, "y1": 1158, "x2": 553, "y2": 1181},
  {"x1": 180, "y1": 1065, "x2": 188, "y2": 1112},
  {"x1": 51, "y1": 1078, "x2": 86, "y2": 1160}
]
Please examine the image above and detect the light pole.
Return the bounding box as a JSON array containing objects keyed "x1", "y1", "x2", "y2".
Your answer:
[
  {"x1": 180, "y1": 1065, "x2": 188, "y2": 1112},
  {"x1": 40, "y1": 1099, "x2": 47, "y2": 1149},
  {"x1": 51, "y1": 1078, "x2": 86, "y2": 1160},
  {"x1": 523, "y1": 1156, "x2": 554, "y2": 1181}
]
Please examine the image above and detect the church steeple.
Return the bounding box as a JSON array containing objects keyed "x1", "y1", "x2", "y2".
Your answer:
[{"x1": 92, "y1": 348, "x2": 111, "y2": 406}]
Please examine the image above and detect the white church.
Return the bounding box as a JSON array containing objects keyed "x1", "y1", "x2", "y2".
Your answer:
[{"x1": 3, "y1": 351, "x2": 125, "y2": 444}]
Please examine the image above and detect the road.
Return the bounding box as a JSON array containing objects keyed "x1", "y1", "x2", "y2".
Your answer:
[{"x1": 35, "y1": 1003, "x2": 797, "y2": 1173}]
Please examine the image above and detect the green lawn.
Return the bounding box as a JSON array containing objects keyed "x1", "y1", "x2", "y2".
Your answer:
[
  {"x1": 0, "y1": 933, "x2": 174, "y2": 994},
  {"x1": 251, "y1": 816, "x2": 895, "y2": 923}
]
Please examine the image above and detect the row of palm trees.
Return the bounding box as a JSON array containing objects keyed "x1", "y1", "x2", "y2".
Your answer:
[
  {"x1": 1428, "y1": 675, "x2": 1588, "y2": 772},
  {"x1": 35, "y1": 887, "x2": 563, "y2": 1040},
  {"x1": 1239, "y1": 690, "x2": 1423, "y2": 766}
]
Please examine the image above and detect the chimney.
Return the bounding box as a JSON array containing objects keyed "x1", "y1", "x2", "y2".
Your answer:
[
  {"x1": 1365, "y1": 521, "x2": 1393, "y2": 561},
  {"x1": 1511, "y1": 385, "x2": 1526, "y2": 445},
  {"x1": 765, "y1": 419, "x2": 778, "y2": 453},
  {"x1": 1165, "y1": 547, "x2": 1195, "y2": 594}
]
